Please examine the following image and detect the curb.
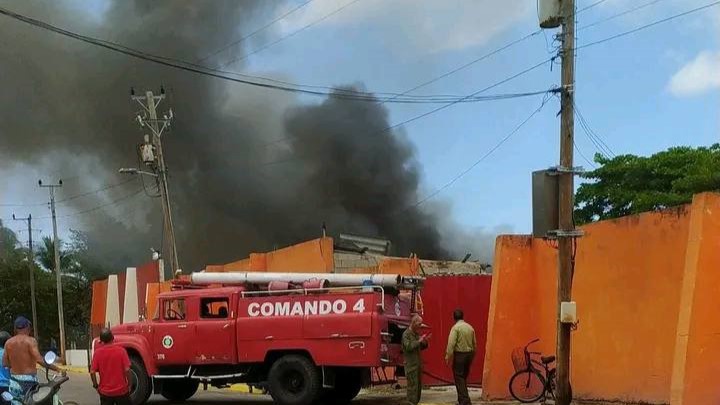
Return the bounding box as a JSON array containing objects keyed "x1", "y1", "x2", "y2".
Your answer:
[
  {"x1": 221, "y1": 384, "x2": 266, "y2": 395},
  {"x1": 228, "y1": 384, "x2": 265, "y2": 395},
  {"x1": 62, "y1": 366, "x2": 89, "y2": 374}
]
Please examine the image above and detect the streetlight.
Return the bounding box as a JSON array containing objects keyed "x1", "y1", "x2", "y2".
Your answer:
[{"x1": 118, "y1": 168, "x2": 158, "y2": 177}]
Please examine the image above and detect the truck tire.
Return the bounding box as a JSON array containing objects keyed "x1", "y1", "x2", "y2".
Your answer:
[
  {"x1": 268, "y1": 355, "x2": 322, "y2": 405},
  {"x1": 322, "y1": 369, "x2": 363, "y2": 404},
  {"x1": 160, "y1": 379, "x2": 199, "y2": 402},
  {"x1": 128, "y1": 356, "x2": 152, "y2": 405}
]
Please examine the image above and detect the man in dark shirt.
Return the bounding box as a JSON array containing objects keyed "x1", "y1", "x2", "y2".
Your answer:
[{"x1": 90, "y1": 329, "x2": 132, "y2": 405}]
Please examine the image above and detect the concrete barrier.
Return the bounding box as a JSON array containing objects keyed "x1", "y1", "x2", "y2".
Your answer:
[{"x1": 66, "y1": 349, "x2": 89, "y2": 368}]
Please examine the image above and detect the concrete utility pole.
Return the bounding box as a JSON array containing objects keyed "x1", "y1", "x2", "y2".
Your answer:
[
  {"x1": 556, "y1": 0, "x2": 576, "y2": 404},
  {"x1": 126, "y1": 88, "x2": 179, "y2": 277},
  {"x1": 39, "y1": 179, "x2": 66, "y2": 362},
  {"x1": 11, "y1": 214, "x2": 39, "y2": 341}
]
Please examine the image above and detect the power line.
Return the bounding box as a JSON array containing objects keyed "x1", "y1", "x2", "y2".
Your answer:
[
  {"x1": 0, "y1": 178, "x2": 137, "y2": 207},
  {"x1": 578, "y1": 0, "x2": 668, "y2": 33},
  {"x1": 0, "y1": 5, "x2": 554, "y2": 109},
  {"x1": 258, "y1": 58, "x2": 557, "y2": 155},
  {"x1": 50, "y1": 188, "x2": 145, "y2": 220},
  {"x1": 369, "y1": 30, "x2": 543, "y2": 105},
  {"x1": 197, "y1": 0, "x2": 316, "y2": 64},
  {"x1": 576, "y1": 0, "x2": 720, "y2": 51},
  {"x1": 2, "y1": 187, "x2": 145, "y2": 222},
  {"x1": 574, "y1": 139, "x2": 597, "y2": 169},
  {"x1": 577, "y1": 118, "x2": 609, "y2": 158},
  {"x1": 578, "y1": 0, "x2": 609, "y2": 13},
  {"x1": 258, "y1": 89, "x2": 552, "y2": 148},
  {"x1": 573, "y1": 100, "x2": 615, "y2": 157},
  {"x1": 219, "y1": 0, "x2": 362, "y2": 68},
  {"x1": 0, "y1": 5, "x2": 497, "y2": 104},
  {"x1": 399, "y1": 93, "x2": 553, "y2": 212}
]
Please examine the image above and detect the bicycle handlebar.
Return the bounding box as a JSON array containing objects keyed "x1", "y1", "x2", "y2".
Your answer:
[{"x1": 525, "y1": 338, "x2": 540, "y2": 350}]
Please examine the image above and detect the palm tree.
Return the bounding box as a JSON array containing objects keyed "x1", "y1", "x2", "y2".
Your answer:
[
  {"x1": 0, "y1": 220, "x2": 24, "y2": 263},
  {"x1": 35, "y1": 236, "x2": 73, "y2": 273}
]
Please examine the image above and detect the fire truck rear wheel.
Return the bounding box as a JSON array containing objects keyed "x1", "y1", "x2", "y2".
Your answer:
[
  {"x1": 128, "y1": 356, "x2": 152, "y2": 405},
  {"x1": 160, "y1": 379, "x2": 199, "y2": 402},
  {"x1": 268, "y1": 355, "x2": 322, "y2": 405},
  {"x1": 322, "y1": 369, "x2": 363, "y2": 403}
]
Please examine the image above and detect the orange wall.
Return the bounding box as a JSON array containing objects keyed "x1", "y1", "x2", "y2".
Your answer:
[
  {"x1": 90, "y1": 279, "x2": 108, "y2": 326},
  {"x1": 378, "y1": 256, "x2": 419, "y2": 275},
  {"x1": 671, "y1": 193, "x2": 720, "y2": 405},
  {"x1": 482, "y1": 236, "x2": 557, "y2": 399},
  {"x1": 145, "y1": 281, "x2": 173, "y2": 320},
  {"x1": 207, "y1": 238, "x2": 334, "y2": 273},
  {"x1": 265, "y1": 238, "x2": 333, "y2": 272},
  {"x1": 484, "y1": 205, "x2": 692, "y2": 403}
]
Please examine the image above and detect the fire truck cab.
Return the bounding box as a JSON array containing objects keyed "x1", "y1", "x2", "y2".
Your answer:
[{"x1": 99, "y1": 273, "x2": 422, "y2": 405}]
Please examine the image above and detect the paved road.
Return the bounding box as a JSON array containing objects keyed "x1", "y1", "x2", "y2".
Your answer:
[{"x1": 60, "y1": 373, "x2": 417, "y2": 404}]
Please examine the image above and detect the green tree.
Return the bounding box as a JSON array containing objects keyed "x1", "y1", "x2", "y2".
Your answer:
[
  {"x1": 0, "y1": 224, "x2": 108, "y2": 349},
  {"x1": 35, "y1": 236, "x2": 74, "y2": 273},
  {"x1": 0, "y1": 219, "x2": 24, "y2": 264},
  {"x1": 575, "y1": 144, "x2": 720, "y2": 224}
]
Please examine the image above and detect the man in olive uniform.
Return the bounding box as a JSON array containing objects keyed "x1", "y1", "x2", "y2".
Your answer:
[
  {"x1": 402, "y1": 315, "x2": 430, "y2": 405},
  {"x1": 445, "y1": 309, "x2": 477, "y2": 405}
]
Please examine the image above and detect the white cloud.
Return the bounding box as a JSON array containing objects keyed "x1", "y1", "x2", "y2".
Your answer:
[
  {"x1": 668, "y1": 50, "x2": 720, "y2": 97},
  {"x1": 281, "y1": 0, "x2": 533, "y2": 53}
]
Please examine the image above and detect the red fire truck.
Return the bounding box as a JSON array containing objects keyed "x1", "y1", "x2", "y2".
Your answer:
[{"x1": 95, "y1": 272, "x2": 423, "y2": 405}]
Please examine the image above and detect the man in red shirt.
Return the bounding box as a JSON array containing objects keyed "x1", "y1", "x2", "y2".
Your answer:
[{"x1": 90, "y1": 329, "x2": 132, "y2": 405}]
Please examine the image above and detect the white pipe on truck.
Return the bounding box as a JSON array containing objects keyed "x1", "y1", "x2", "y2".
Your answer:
[{"x1": 190, "y1": 272, "x2": 419, "y2": 287}]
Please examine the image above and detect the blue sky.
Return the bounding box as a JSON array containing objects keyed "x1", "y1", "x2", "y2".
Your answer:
[{"x1": 1, "y1": 0, "x2": 718, "y2": 246}]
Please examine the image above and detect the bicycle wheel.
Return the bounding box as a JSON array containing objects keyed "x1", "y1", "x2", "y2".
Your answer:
[{"x1": 509, "y1": 369, "x2": 546, "y2": 403}]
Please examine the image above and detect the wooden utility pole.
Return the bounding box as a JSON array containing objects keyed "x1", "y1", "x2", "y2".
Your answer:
[
  {"x1": 124, "y1": 88, "x2": 179, "y2": 278},
  {"x1": 145, "y1": 90, "x2": 179, "y2": 276},
  {"x1": 557, "y1": 0, "x2": 576, "y2": 403},
  {"x1": 12, "y1": 213, "x2": 39, "y2": 341},
  {"x1": 39, "y1": 179, "x2": 66, "y2": 362}
]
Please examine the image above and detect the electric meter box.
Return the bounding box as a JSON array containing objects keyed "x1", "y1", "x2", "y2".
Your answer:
[{"x1": 560, "y1": 301, "x2": 577, "y2": 324}]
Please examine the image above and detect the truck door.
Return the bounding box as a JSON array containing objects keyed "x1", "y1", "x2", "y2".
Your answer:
[
  {"x1": 154, "y1": 297, "x2": 194, "y2": 366},
  {"x1": 194, "y1": 296, "x2": 236, "y2": 364}
]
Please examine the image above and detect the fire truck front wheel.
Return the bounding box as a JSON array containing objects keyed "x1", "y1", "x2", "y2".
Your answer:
[
  {"x1": 128, "y1": 356, "x2": 152, "y2": 405},
  {"x1": 268, "y1": 355, "x2": 322, "y2": 405}
]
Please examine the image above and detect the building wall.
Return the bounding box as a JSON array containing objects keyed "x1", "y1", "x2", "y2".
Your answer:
[
  {"x1": 670, "y1": 193, "x2": 720, "y2": 405},
  {"x1": 206, "y1": 238, "x2": 333, "y2": 273},
  {"x1": 482, "y1": 235, "x2": 557, "y2": 399},
  {"x1": 90, "y1": 262, "x2": 160, "y2": 332},
  {"x1": 264, "y1": 238, "x2": 334, "y2": 272},
  {"x1": 90, "y1": 279, "x2": 108, "y2": 328},
  {"x1": 484, "y1": 203, "x2": 694, "y2": 403}
]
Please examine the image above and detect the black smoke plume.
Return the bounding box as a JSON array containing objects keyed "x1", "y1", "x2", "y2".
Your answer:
[{"x1": 0, "y1": 0, "x2": 463, "y2": 272}]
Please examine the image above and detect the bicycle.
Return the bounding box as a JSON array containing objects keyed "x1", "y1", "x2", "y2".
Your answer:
[
  {"x1": 508, "y1": 338, "x2": 570, "y2": 403},
  {"x1": 0, "y1": 352, "x2": 78, "y2": 405}
]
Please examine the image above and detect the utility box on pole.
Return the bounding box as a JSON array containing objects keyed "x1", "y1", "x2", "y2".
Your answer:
[
  {"x1": 538, "y1": 0, "x2": 562, "y2": 28},
  {"x1": 532, "y1": 170, "x2": 559, "y2": 238}
]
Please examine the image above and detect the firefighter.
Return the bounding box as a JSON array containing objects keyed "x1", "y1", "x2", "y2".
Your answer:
[{"x1": 402, "y1": 314, "x2": 430, "y2": 405}]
